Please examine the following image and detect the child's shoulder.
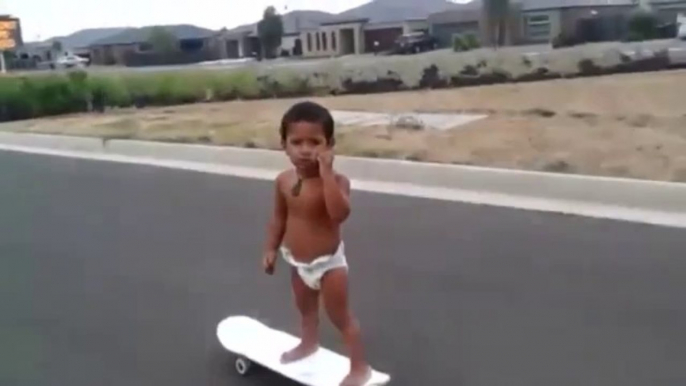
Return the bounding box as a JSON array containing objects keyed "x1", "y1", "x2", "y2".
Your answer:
[
  {"x1": 333, "y1": 171, "x2": 351, "y2": 192},
  {"x1": 276, "y1": 169, "x2": 295, "y2": 181},
  {"x1": 274, "y1": 169, "x2": 296, "y2": 190}
]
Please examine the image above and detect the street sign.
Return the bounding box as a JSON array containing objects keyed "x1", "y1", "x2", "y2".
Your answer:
[
  {"x1": 0, "y1": 17, "x2": 20, "y2": 73},
  {"x1": 0, "y1": 18, "x2": 19, "y2": 50}
]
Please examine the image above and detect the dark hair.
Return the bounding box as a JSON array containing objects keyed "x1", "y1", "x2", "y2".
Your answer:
[{"x1": 280, "y1": 101, "x2": 335, "y2": 144}]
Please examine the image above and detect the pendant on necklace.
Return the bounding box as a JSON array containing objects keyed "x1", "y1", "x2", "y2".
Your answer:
[{"x1": 291, "y1": 177, "x2": 303, "y2": 197}]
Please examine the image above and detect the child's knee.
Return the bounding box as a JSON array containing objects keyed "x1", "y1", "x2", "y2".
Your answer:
[{"x1": 330, "y1": 312, "x2": 358, "y2": 332}]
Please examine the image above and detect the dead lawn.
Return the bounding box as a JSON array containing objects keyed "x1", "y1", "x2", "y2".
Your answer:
[{"x1": 3, "y1": 69, "x2": 686, "y2": 182}]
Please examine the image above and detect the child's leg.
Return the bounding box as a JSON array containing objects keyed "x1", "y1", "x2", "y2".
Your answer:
[
  {"x1": 281, "y1": 268, "x2": 320, "y2": 363},
  {"x1": 321, "y1": 268, "x2": 371, "y2": 386}
]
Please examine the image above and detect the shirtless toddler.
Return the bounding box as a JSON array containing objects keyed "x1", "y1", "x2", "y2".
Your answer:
[{"x1": 262, "y1": 101, "x2": 372, "y2": 386}]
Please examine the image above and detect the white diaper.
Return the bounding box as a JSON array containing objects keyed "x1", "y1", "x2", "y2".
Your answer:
[{"x1": 280, "y1": 242, "x2": 348, "y2": 290}]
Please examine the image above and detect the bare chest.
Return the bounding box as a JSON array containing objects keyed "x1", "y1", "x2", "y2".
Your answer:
[{"x1": 284, "y1": 178, "x2": 328, "y2": 217}]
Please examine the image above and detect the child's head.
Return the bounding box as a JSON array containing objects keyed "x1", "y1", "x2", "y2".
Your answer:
[{"x1": 280, "y1": 101, "x2": 335, "y2": 171}]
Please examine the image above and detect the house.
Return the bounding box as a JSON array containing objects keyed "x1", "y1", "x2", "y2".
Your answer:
[
  {"x1": 214, "y1": 10, "x2": 333, "y2": 59},
  {"x1": 299, "y1": 17, "x2": 430, "y2": 57},
  {"x1": 217, "y1": 0, "x2": 455, "y2": 59},
  {"x1": 428, "y1": 0, "x2": 686, "y2": 47},
  {"x1": 88, "y1": 24, "x2": 218, "y2": 66},
  {"x1": 297, "y1": 0, "x2": 450, "y2": 57},
  {"x1": 11, "y1": 27, "x2": 129, "y2": 69}
]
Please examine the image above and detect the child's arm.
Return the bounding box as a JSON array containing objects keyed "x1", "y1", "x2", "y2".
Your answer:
[
  {"x1": 263, "y1": 173, "x2": 288, "y2": 257},
  {"x1": 322, "y1": 172, "x2": 351, "y2": 224},
  {"x1": 318, "y1": 151, "x2": 351, "y2": 223}
]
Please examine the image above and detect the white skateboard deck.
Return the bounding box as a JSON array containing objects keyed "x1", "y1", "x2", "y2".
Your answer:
[{"x1": 216, "y1": 315, "x2": 391, "y2": 386}]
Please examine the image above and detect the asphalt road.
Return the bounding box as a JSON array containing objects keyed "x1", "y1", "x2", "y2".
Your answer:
[{"x1": 1, "y1": 151, "x2": 686, "y2": 386}]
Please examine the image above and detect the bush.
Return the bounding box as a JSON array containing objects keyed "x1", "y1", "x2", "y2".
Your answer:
[
  {"x1": 627, "y1": 10, "x2": 660, "y2": 41},
  {"x1": 0, "y1": 69, "x2": 293, "y2": 123},
  {"x1": 464, "y1": 33, "x2": 480, "y2": 50},
  {"x1": 0, "y1": 77, "x2": 34, "y2": 121},
  {"x1": 452, "y1": 34, "x2": 467, "y2": 52},
  {"x1": 452, "y1": 33, "x2": 480, "y2": 52},
  {"x1": 0, "y1": 40, "x2": 679, "y2": 124},
  {"x1": 552, "y1": 33, "x2": 580, "y2": 49}
]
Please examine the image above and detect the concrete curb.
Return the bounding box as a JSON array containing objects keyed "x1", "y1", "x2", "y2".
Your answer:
[{"x1": 1, "y1": 131, "x2": 685, "y2": 218}]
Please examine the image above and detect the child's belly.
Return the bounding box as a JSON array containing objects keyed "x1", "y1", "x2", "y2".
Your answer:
[{"x1": 282, "y1": 217, "x2": 341, "y2": 263}]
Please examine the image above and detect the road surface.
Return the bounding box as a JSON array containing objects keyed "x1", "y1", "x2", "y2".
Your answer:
[{"x1": 1, "y1": 151, "x2": 685, "y2": 386}]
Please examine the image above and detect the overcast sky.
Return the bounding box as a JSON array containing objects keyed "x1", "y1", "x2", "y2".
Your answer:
[{"x1": 0, "y1": 0, "x2": 372, "y2": 41}]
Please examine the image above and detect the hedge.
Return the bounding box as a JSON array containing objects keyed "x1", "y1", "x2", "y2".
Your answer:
[{"x1": 0, "y1": 47, "x2": 680, "y2": 123}]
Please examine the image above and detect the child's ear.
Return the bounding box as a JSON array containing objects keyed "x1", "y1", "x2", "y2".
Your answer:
[
  {"x1": 281, "y1": 139, "x2": 286, "y2": 149},
  {"x1": 329, "y1": 137, "x2": 336, "y2": 147}
]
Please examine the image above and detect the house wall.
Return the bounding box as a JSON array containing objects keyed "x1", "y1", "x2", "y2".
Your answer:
[
  {"x1": 432, "y1": 21, "x2": 480, "y2": 47},
  {"x1": 403, "y1": 20, "x2": 430, "y2": 33},
  {"x1": 652, "y1": 2, "x2": 686, "y2": 23},
  {"x1": 301, "y1": 22, "x2": 365, "y2": 58},
  {"x1": 429, "y1": 6, "x2": 525, "y2": 47},
  {"x1": 280, "y1": 35, "x2": 299, "y2": 55},
  {"x1": 225, "y1": 40, "x2": 240, "y2": 58},
  {"x1": 477, "y1": 4, "x2": 525, "y2": 46},
  {"x1": 90, "y1": 44, "x2": 138, "y2": 65},
  {"x1": 559, "y1": 5, "x2": 633, "y2": 41}
]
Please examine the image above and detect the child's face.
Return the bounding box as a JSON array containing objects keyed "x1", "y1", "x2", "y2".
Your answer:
[{"x1": 282, "y1": 121, "x2": 332, "y2": 172}]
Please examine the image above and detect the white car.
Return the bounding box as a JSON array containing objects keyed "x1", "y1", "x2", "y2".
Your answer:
[
  {"x1": 678, "y1": 15, "x2": 686, "y2": 40},
  {"x1": 54, "y1": 54, "x2": 89, "y2": 69}
]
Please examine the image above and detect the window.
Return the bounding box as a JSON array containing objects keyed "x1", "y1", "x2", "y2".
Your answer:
[
  {"x1": 525, "y1": 13, "x2": 552, "y2": 41},
  {"x1": 322, "y1": 32, "x2": 328, "y2": 51},
  {"x1": 527, "y1": 14, "x2": 550, "y2": 24},
  {"x1": 331, "y1": 31, "x2": 337, "y2": 51},
  {"x1": 307, "y1": 33, "x2": 312, "y2": 51},
  {"x1": 316, "y1": 32, "x2": 321, "y2": 51}
]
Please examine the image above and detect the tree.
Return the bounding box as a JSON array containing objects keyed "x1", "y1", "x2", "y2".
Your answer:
[
  {"x1": 482, "y1": 0, "x2": 510, "y2": 48},
  {"x1": 147, "y1": 27, "x2": 179, "y2": 53},
  {"x1": 627, "y1": 9, "x2": 659, "y2": 41},
  {"x1": 51, "y1": 40, "x2": 63, "y2": 54},
  {"x1": 257, "y1": 6, "x2": 284, "y2": 59}
]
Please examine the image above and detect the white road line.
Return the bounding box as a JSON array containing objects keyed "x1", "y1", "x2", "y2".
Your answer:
[{"x1": 1, "y1": 143, "x2": 685, "y2": 229}]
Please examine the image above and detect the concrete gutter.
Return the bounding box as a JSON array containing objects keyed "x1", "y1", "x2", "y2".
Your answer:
[{"x1": 1, "y1": 132, "x2": 685, "y2": 226}]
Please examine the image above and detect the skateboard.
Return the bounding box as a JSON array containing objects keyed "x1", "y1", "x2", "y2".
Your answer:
[{"x1": 216, "y1": 315, "x2": 391, "y2": 386}]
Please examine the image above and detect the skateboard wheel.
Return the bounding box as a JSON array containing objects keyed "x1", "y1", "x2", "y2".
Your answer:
[{"x1": 234, "y1": 356, "x2": 252, "y2": 376}]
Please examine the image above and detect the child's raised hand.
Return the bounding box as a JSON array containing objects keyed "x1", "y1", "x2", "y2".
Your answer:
[
  {"x1": 263, "y1": 251, "x2": 277, "y2": 275},
  {"x1": 317, "y1": 149, "x2": 335, "y2": 175}
]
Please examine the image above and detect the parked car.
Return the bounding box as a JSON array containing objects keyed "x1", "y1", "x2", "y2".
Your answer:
[
  {"x1": 392, "y1": 32, "x2": 439, "y2": 55},
  {"x1": 52, "y1": 54, "x2": 90, "y2": 69}
]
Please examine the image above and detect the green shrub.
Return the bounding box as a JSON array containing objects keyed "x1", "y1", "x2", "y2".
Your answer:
[
  {"x1": 225, "y1": 70, "x2": 261, "y2": 98},
  {"x1": 0, "y1": 77, "x2": 34, "y2": 121},
  {"x1": 453, "y1": 33, "x2": 479, "y2": 52},
  {"x1": 452, "y1": 34, "x2": 468, "y2": 52},
  {"x1": 89, "y1": 76, "x2": 132, "y2": 110},
  {"x1": 0, "y1": 68, "x2": 296, "y2": 122},
  {"x1": 464, "y1": 33, "x2": 480, "y2": 49},
  {"x1": 627, "y1": 10, "x2": 659, "y2": 41}
]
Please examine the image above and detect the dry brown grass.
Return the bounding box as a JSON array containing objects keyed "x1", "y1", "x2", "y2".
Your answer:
[{"x1": 3, "y1": 70, "x2": 686, "y2": 182}]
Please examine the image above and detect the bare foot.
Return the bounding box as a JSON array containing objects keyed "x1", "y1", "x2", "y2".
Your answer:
[
  {"x1": 340, "y1": 365, "x2": 372, "y2": 386},
  {"x1": 280, "y1": 341, "x2": 319, "y2": 364}
]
